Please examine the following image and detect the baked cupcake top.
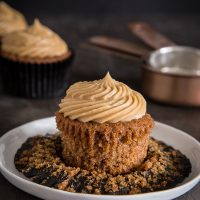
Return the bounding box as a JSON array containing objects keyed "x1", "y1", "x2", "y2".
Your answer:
[
  {"x1": 59, "y1": 72, "x2": 146, "y2": 123},
  {"x1": 0, "y1": 2, "x2": 27, "y2": 37},
  {"x1": 1, "y1": 19, "x2": 69, "y2": 59}
]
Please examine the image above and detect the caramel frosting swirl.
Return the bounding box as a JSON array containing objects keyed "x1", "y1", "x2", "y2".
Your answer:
[
  {"x1": 2, "y1": 19, "x2": 68, "y2": 58},
  {"x1": 59, "y1": 73, "x2": 146, "y2": 123},
  {"x1": 0, "y1": 2, "x2": 27, "y2": 36}
]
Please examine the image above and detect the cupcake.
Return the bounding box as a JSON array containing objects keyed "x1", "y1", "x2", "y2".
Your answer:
[
  {"x1": 56, "y1": 72, "x2": 154, "y2": 175},
  {"x1": 0, "y1": 19, "x2": 73, "y2": 98},
  {"x1": 0, "y1": 1, "x2": 27, "y2": 39}
]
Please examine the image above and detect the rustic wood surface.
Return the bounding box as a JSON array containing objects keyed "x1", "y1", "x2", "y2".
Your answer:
[{"x1": 0, "y1": 14, "x2": 199, "y2": 199}]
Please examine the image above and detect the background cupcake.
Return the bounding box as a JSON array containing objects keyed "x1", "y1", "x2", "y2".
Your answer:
[
  {"x1": 56, "y1": 72, "x2": 154, "y2": 175},
  {"x1": 0, "y1": 19, "x2": 73, "y2": 98},
  {"x1": 0, "y1": 1, "x2": 27, "y2": 40}
]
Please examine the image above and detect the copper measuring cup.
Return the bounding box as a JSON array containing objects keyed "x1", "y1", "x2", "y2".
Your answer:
[
  {"x1": 89, "y1": 22, "x2": 200, "y2": 106},
  {"x1": 128, "y1": 22, "x2": 200, "y2": 106}
]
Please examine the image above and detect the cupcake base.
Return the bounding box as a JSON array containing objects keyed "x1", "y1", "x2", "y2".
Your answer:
[
  {"x1": 0, "y1": 51, "x2": 73, "y2": 98},
  {"x1": 56, "y1": 113, "x2": 154, "y2": 175}
]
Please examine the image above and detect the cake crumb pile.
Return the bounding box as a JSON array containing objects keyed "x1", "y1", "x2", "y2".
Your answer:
[{"x1": 14, "y1": 134, "x2": 191, "y2": 195}]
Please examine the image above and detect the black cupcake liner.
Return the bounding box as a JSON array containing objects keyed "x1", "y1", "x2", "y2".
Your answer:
[{"x1": 0, "y1": 53, "x2": 74, "y2": 98}]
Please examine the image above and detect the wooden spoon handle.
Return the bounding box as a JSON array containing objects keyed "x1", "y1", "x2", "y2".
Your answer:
[
  {"x1": 89, "y1": 36, "x2": 149, "y2": 57},
  {"x1": 129, "y1": 22, "x2": 176, "y2": 49}
]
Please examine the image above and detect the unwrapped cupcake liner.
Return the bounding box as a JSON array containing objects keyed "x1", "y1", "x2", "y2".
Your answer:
[{"x1": 0, "y1": 54, "x2": 73, "y2": 98}]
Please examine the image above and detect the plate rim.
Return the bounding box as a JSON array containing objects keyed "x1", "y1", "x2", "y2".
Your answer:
[{"x1": 0, "y1": 116, "x2": 200, "y2": 199}]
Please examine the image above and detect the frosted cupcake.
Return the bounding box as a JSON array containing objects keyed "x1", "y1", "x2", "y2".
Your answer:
[
  {"x1": 56, "y1": 72, "x2": 154, "y2": 175},
  {"x1": 0, "y1": 1, "x2": 27, "y2": 39},
  {"x1": 0, "y1": 19, "x2": 73, "y2": 98}
]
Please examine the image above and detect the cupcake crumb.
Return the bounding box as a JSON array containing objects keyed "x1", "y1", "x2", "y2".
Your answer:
[{"x1": 14, "y1": 134, "x2": 191, "y2": 195}]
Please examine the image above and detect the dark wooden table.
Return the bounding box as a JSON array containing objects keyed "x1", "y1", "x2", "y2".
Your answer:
[{"x1": 0, "y1": 14, "x2": 199, "y2": 200}]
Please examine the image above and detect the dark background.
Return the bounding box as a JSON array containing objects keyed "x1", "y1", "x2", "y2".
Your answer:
[
  {"x1": 5, "y1": 0, "x2": 200, "y2": 16},
  {"x1": 3, "y1": 0, "x2": 200, "y2": 48},
  {"x1": 3, "y1": 0, "x2": 200, "y2": 54},
  {"x1": 0, "y1": 1, "x2": 200, "y2": 199}
]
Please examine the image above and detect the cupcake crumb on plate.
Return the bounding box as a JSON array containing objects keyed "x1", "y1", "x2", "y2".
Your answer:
[{"x1": 14, "y1": 134, "x2": 191, "y2": 195}]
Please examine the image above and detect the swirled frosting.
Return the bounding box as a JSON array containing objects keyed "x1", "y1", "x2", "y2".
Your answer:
[
  {"x1": 59, "y1": 72, "x2": 146, "y2": 123},
  {"x1": 0, "y1": 2, "x2": 27, "y2": 36},
  {"x1": 2, "y1": 19, "x2": 68, "y2": 58}
]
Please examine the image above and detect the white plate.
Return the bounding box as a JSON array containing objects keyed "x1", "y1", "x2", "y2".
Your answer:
[{"x1": 0, "y1": 117, "x2": 200, "y2": 200}]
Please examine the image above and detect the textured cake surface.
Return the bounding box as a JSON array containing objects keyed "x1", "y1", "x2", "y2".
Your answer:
[{"x1": 56, "y1": 112, "x2": 154, "y2": 175}]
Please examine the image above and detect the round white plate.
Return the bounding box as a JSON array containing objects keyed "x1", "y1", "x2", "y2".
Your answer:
[{"x1": 0, "y1": 117, "x2": 200, "y2": 200}]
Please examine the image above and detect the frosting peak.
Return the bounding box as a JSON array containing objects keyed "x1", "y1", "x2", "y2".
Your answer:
[
  {"x1": 101, "y1": 72, "x2": 116, "y2": 86},
  {"x1": 103, "y1": 72, "x2": 112, "y2": 81},
  {"x1": 59, "y1": 73, "x2": 146, "y2": 123},
  {"x1": 27, "y1": 19, "x2": 54, "y2": 37},
  {"x1": 0, "y1": 1, "x2": 27, "y2": 36},
  {"x1": 2, "y1": 19, "x2": 68, "y2": 58}
]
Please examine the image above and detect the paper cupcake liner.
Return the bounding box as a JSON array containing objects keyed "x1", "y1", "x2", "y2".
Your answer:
[{"x1": 0, "y1": 54, "x2": 73, "y2": 98}]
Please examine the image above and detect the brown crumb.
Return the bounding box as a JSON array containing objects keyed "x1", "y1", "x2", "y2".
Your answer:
[{"x1": 14, "y1": 134, "x2": 191, "y2": 195}]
